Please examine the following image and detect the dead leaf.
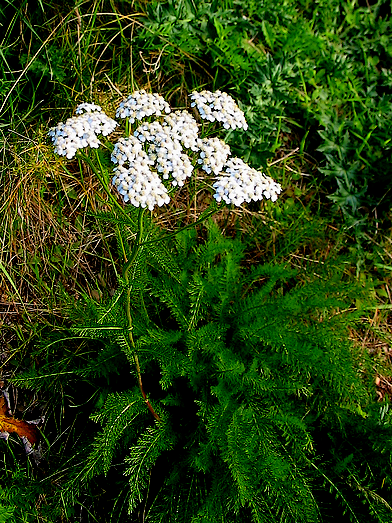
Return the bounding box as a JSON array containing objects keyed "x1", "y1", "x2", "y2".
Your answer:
[{"x1": 0, "y1": 394, "x2": 40, "y2": 446}]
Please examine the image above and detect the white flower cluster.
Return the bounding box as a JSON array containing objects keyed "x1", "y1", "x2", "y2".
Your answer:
[
  {"x1": 49, "y1": 90, "x2": 282, "y2": 211},
  {"x1": 197, "y1": 137, "x2": 231, "y2": 175},
  {"x1": 133, "y1": 121, "x2": 167, "y2": 144},
  {"x1": 116, "y1": 89, "x2": 171, "y2": 122},
  {"x1": 190, "y1": 90, "x2": 248, "y2": 130},
  {"x1": 111, "y1": 136, "x2": 170, "y2": 210},
  {"x1": 149, "y1": 142, "x2": 193, "y2": 187},
  {"x1": 48, "y1": 103, "x2": 118, "y2": 159},
  {"x1": 111, "y1": 136, "x2": 143, "y2": 166},
  {"x1": 75, "y1": 102, "x2": 103, "y2": 114},
  {"x1": 213, "y1": 158, "x2": 282, "y2": 206},
  {"x1": 163, "y1": 111, "x2": 199, "y2": 151},
  {"x1": 133, "y1": 121, "x2": 194, "y2": 187}
]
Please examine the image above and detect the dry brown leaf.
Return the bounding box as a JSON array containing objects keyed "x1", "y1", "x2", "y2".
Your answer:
[{"x1": 0, "y1": 394, "x2": 39, "y2": 445}]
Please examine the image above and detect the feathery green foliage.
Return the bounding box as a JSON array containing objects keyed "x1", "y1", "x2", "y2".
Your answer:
[{"x1": 12, "y1": 214, "x2": 392, "y2": 522}]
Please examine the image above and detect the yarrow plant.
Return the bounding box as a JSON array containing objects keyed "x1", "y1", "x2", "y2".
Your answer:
[
  {"x1": 46, "y1": 87, "x2": 283, "y2": 426},
  {"x1": 48, "y1": 89, "x2": 281, "y2": 209},
  {"x1": 36, "y1": 88, "x2": 392, "y2": 523}
]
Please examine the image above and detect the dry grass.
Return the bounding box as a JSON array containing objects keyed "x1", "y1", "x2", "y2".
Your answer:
[{"x1": 0, "y1": 125, "x2": 117, "y2": 322}]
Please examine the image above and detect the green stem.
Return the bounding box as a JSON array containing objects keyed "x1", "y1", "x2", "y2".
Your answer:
[
  {"x1": 78, "y1": 151, "x2": 125, "y2": 217},
  {"x1": 122, "y1": 207, "x2": 145, "y2": 281},
  {"x1": 122, "y1": 208, "x2": 160, "y2": 422}
]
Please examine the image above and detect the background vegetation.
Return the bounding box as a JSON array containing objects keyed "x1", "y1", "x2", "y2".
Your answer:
[{"x1": 1, "y1": 0, "x2": 392, "y2": 521}]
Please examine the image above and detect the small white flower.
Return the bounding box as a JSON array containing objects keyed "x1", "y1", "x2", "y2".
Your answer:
[
  {"x1": 48, "y1": 104, "x2": 118, "y2": 159},
  {"x1": 189, "y1": 90, "x2": 248, "y2": 131},
  {"x1": 116, "y1": 90, "x2": 171, "y2": 121},
  {"x1": 196, "y1": 137, "x2": 231, "y2": 175},
  {"x1": 213, "y1": 158, "x2": 281, "y2": 206}
]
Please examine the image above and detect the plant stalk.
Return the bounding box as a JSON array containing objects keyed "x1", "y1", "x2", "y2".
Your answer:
[{"x1": 123, "y1": 208, "x2": 160, "y2": 421}]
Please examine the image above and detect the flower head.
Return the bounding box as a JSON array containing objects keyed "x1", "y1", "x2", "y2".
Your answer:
[
  {"x1": 213, "y1": 158, "x2": 282, "y2": 206},
  {"x1": 148, "y1": 142, "x2": 193, "y2": 187},
  {"x1": 111, "y1": 136, "x2": 170, "y2": 210},
  {"x1": 190, "y1": 90, "x2": 248, "y2": 131},
  {"x1": 75, "y1": 102, "x2": 103, "y2": 115},
  {"x1": 163, "y1": 110, "x2": 199, "y2": 151},
  {"x1": 133, "y1": 122, "x2": 194, "y2": 187},
  {"x1": 133, "y1": 121, "x2": 168, "y2": 144},
  {"x1": 196, "y1": 137, "x2": 231, "y2": 175},
  {"x1": 48, "y1": 103, "x2": 118, "y2": 159},
  {"x1": 111, "y1": 136, "x2": 144, "y2": 166},
  {"x1": 116, "y1": 90, "x2": 171, "y2": 122}
]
